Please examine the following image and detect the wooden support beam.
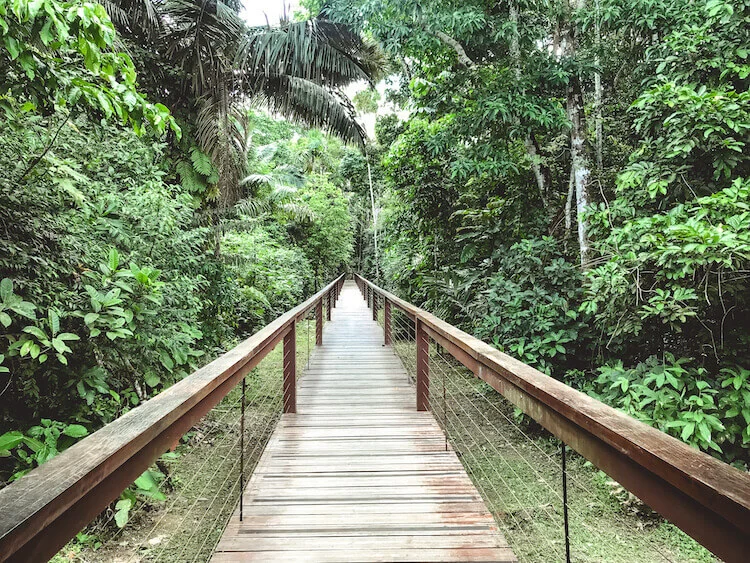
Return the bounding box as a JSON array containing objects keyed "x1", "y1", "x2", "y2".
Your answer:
[
  {"x1": 384, "y1": 298, "x2": 392, "y2": 346},
  {"x1": 326, "y1": 291, "x2": 332, "y2": 321},
  {"x1": 283, "y1": 324, "x2": 296, "y2": 414},
  {"x1": 372, "y1": 291, "x2": 378, "y2": 321},
  {"x1": 316, "y1": 298, "x2": 323, "y2": 346}
]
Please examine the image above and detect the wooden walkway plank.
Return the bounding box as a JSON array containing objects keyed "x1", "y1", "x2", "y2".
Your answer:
[{"x1": 212, "y1": 281, "x2": 516, "y2": 562}]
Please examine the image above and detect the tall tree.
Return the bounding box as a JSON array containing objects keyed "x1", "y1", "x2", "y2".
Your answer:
[{"x1": 106, "y1": 0, "x2": 383, "y2": 206}]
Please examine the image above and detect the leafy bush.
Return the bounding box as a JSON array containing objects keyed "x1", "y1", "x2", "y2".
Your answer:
[
  {"x1": 474, "y1": 237, "x2": 588, "y2": 377},
  {"x1": 587, "y1": 356, "x2": 750, "y2": 467},
  {"x1": 223, "y1": 227, "x2": 314, "y2": 330},
  {"x1": 584, "y1": 178, "x2": 750, "y2": 365}
]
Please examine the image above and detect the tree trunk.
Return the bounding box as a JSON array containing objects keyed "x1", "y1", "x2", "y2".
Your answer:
[
  {"x1": 566, "y1": 0, "x2": 593, "y2": 268},
  {"x1": 594, "y1": 70, "x2": 603, "y2": 170},
  {"x1": 567, "y1": 82, "x2": 592, "y2": 268},
  {"x1": 367, "y1": 159, "x2": 379, "y2": 280},
  {"x1": 565, "y1": 166, "x2": 575, "y2": 233},
  {"x1": 432, "y1": 29, "x2": 476, "y2": 69},
  {"x1": 594, "y1": 0, "x2": 603, "y2": 171}
]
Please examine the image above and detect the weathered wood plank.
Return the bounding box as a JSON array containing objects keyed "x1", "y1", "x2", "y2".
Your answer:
[{"x1": 211, "y1": 281, "x2": 515, "y2": 563}]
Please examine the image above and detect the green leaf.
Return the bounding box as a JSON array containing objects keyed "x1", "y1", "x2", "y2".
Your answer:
[
  {"x1": 698, "y1": 422, "x2": 712, "y2": 444},
  {"x1": 84, "y1": 313, "x2": 99, "y2": 325},
  {"x1": 144, "y1": 373, "x2": 160, "y2": 388},
  {"x1": 0, "y1": 278, "x2": 12, "y2": 302},
  {"x1": 0, "y1": 431, "x2": 24, "y2": 452},
  {"x1": 62, "y1": 424, "x2": 89, "y2": 438},
  {"x1": 23, "y1": 325, "x2": 47, "y2": 341},
  {"x1": 108, "y1": 248, "x2": 120, "y2": 271},
  {"x1": 159, "y1": 351, "x2": 174, "y2": 371},
  {"x1": 57, "y1": 333, "x2": 80, "y2": 341},
  {"x1": 22, "y1": 436, "x2": 44, "y2": 453},
  {"x1": 48, "y1": 310, "x2": 59, "y2": 335},
  {"x1": 9, "y1": 300, "x2": 36, "y2": 320},
  {"x1": 681, "y1": 422, "x2": 695, "y2": 441},
  {"x1": 134, "y1": 471, "x2": 158, "y2": 491},
  {"x1": 51, "y1": 338, "x2": 69, "y2": 355},
  {"x1": 114, "y1": 499, "x2": 132, "y2": 528},
  {"x1": 0, "y1": 312, "x2": 11, "y2": 327}
]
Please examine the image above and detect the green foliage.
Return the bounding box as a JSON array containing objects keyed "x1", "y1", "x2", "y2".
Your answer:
[
  {"x1": 223, "y1": 227, "x2": 313, "y2": 328},
  {"x1": 475, "y1": 238, "x2": 586, "y2": 377},
  {"x1": 352, "y1": 87, "x2": 380, "y2": 114},
  {"x1": 374, "y1": 113, "x2": 405, "y2": 147},
  {"x1": 0, "y1": 419, "x2": 89, "y2": 481},
  {"x1": 289, "y1": 176, "x2": 354, "y2": 286},
  {"x1": 329, "y1": 0, "x2": 750, "y2": 471},
  {"x1": 588, "y1": 357, "x2": 750, "y2": 465},
  {"x1": 584, "y1": 178, "x2": 750, "y2": 362},
  {"x1": 0, "y1": 114, "x2": 209, "y2": 481},
  {"x1": 114, "y1": 469, "x2": 166, "y2": 527},
  {"x1": 0, "y1": 0, "x2": 178, "y2": 135}
]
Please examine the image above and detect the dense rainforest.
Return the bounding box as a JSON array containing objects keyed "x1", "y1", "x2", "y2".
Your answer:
[
  {"x1": 328, "y1": 0, "x2": 750, "y2": 469},
  {"x1": 0, "y1": 0, "x2": 369, "y2": 487},
  {"x1": 0, "y1": 0, "x2": 749, "y2": 558}
]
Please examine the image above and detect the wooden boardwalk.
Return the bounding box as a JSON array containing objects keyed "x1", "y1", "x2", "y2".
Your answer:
[{"x1": 212, "y1": 281, "x2": 516, "y2": 562}]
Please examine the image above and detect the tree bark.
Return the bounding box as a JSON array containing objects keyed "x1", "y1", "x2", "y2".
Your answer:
[
  {"x1": 595, "y1": 70, "x2": 603, "y2": 170},
  {"x1": 565, "y1": 0, "x2": 593, "y2": 268},
  {"x1": 594, "y1": 0, "x2": 603, "y2": 171},
  {"x1": 432, "y1": 29, "x2": 476, "y2": 69},
  {"x1": 567, "y1": 82, "x2": 592, "y2": 268},
  {"x1": 367, "y1": 159, "x2": 379, "y2": 280},
  {"x1": 565, "y1": 165, "x2": 575, "y2": 233}
]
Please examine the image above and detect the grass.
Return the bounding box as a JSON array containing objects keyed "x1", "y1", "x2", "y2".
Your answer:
[
  {"x1": 54, "y1": 316, "x2": 318, "y2": 563},
  {"x1": 386, "y1": 313, "x2": 717, "y2": 563},
  {"x1": 410, "y1": 336, "x2": 718, "y2": 563}
]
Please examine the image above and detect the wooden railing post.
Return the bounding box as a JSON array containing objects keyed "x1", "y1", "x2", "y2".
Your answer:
[
  {"x1": 316, "y1": 298, "x2": 323, "y2": 346},
  {"x1": 416, "y1": 318, "x2": 429, "y2": 411},
  {"x1": 326, "y1": 290, "x2": 332, "y2": 321},
  {"x1": 372, "y1": 291, "x2": 378, "y2": 321},
  {"x1": 384, "y1": 298, "x2": 392, "y2": 346},
  {"x1": 283, "y1": 324, "x2": 296, "y2": 414}
]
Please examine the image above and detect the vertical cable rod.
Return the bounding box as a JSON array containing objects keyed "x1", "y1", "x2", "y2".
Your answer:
[
  {"x1": 562, "y1": 441, "x2": 571, "y2": 563},
  {"x1": 239, "y1": 376, "x2": 246, "y2": 522}
]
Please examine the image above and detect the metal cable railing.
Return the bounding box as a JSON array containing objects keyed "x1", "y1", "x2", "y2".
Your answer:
[
  {"x1": 0, "y1": 276, "x2": 345, "y2": 563},
  {"x1": 354, "y1": 273, "x2": 750, "y2": 563}
]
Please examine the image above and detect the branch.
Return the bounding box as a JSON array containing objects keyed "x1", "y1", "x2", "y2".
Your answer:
[
  {"x1": 430, "y1": 29, "x2": 477, "y2": 69},
  {"x1": 19, "y1": 113, "x2": 70, "y2": 182}
]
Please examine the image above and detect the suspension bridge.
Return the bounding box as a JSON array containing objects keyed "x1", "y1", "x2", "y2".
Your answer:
[{"x1": 0, "y1": 276, "x2": 748, "y2": 562}]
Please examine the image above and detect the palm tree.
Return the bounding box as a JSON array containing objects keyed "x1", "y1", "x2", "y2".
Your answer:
[{"x1": 105, "y1": 0, "x2": 382, "y2": 205}]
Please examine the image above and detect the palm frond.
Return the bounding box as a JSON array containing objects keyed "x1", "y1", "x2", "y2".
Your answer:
[
  {"x1": 251, "y1": 76, "x2": 366, "y2": 147},
  {"x1": 279, "y1": 202, "x2": 317, "y2": 223},
  {"x1": 100, "y1": 0, "x2": 162, "y2": 39},
  {"x1": 162, "y1": 0, "x2": 242, "y2": 98},
  {"x1": 234, "y1": 198, "x2": 272, "y2": 218},
  {"x1": 240, "y1": 173, "x2": 274, "y2": 186},
  {"x1": 237, "y1": 18, "x2": 382, "y2": 89}
]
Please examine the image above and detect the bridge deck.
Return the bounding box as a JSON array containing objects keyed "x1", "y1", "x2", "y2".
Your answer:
[{"x1": 211, "y1": 281, "x2": 516, "y2": 562}]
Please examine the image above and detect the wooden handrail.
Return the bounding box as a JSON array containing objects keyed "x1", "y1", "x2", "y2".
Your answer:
[
  {"x1": 354, "y1": 274, "x2": 750, "y2": 563},
  {"x1": 0, "y1": 274, "x2": 345, "y2": 563}
]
